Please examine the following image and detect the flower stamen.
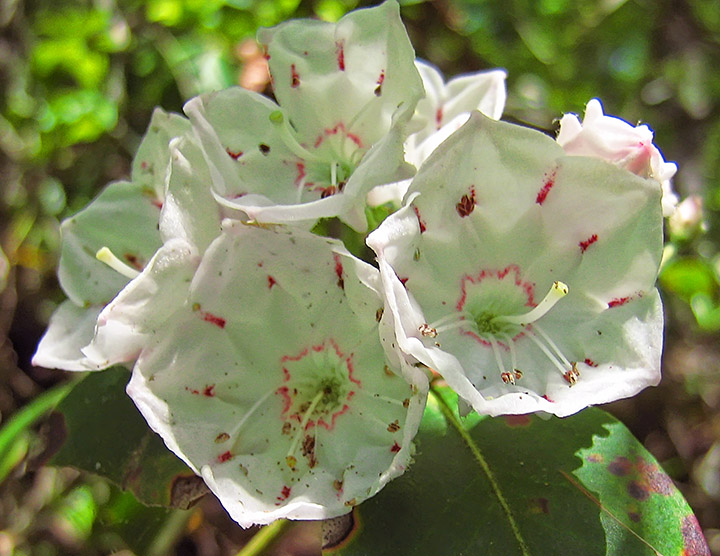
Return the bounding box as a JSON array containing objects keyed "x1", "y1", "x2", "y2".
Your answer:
[
  {"x1": 95, "y1": 247, "x2": 140, "y2": 279},
  {"x1": 285, "y1": 389, "x2": 325, "y2": 470}
]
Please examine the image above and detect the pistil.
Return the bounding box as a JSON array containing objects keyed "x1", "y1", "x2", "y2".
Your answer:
[{"x1": 494, "y1": 281, "x2": 568, "y2": 326}]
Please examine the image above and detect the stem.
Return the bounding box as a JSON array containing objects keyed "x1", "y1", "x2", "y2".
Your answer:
[
  {"x1": 235, "y1": 519, "x2": 291, "y2": 556},
  {"x1": 430, "y1": 385, "x2": 531, "y2": 556}
]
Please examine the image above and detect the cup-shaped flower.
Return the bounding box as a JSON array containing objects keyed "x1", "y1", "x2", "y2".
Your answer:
[
  {"x1": 557, "y1": 98, "x2": 678, "y2": 216},
  {"x1": 33, "y1": 110, "x2": 222, "y2": 371},
  {"x1": 368, "y1": 60, "x2": 506, "y2": 207},
  {"x1": 368, "y1": 112, "x2": 664, "y2": 417},
  {"x1": 184, "y1": 0, "x2": 423, "y2": 231},
  {"x1": 126, "y1": 222, "x2": 428, "y2": 526}
]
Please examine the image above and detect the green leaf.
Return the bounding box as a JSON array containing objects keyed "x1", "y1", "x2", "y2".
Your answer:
[
  {"x1": 51, "y1": 367, "x2": 205, "y2": 508},
  {"x1": 325, "y1": 387, "x2": 707, "y2": 556}
]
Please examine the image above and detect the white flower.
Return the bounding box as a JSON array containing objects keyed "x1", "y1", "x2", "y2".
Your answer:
[
  {"x1": 33, "y1": 110, "x2": 222, "y2": 371},
  {"x1": 368, "y1": 112, "x2": 664, "y2": 418},
  {"x1": 125, "y1": 222, "x2": 428, "y2": 526},
  {"x1": 557, "y1": 98, "x2": 678, "y2": 216},
  {"x1": 184, "y1": 1, "x2": 424, "y2": 232},
  {"x1": 368, "y1": 60, "x2": 506, "y2": 207}
]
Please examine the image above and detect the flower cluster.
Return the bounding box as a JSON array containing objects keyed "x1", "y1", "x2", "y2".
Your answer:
[{"x1": 34, "y1": 1, "x2": 674, "y2": 527}]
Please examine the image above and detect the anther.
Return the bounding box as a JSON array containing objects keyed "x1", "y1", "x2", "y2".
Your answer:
[
  {"x1": 563, "y1": 362, "x2": 580, "y2": 386},
  {"x1": 96, "y1": 247, "x2": 140, "y2": 279}
]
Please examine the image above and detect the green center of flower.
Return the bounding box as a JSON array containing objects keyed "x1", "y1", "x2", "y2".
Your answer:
[
  {"x1": 277, "y1": 339, "x2": 360, "y2": 469},
  {"x1": 421, "y1": 267, "x2": 580, "y2": 387}
]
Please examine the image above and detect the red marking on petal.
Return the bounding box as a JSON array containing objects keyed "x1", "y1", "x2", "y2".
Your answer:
[
  {"x1": 536, "y1": 169, "x2": 557, "y2": 205},
  {"x1": 579, "y1": 234, "x2": 598, "y2": 253},
  {"x1": 226, "y1": 148, "x2": 243, "y2": 160},
  {"x1": 141, "y1": 161, "x2": 148, "y2": 170},
  {"x1": 455, "y1": 186, "x2": 477, "y2": 217},
  {"x1": 185, "y1": 386, "x2": 200, "y2": 395},
  {"x1": 584, "y1": 358, "x2": 598, "y2": 367},
  {"x1": 435, "y1": 107, "x2": 443, "y2": 129},
  {"x1": 295, "y1": 161, "x2": 306, "y2": 186},
  {"x1": 336, "y1": 41, "x2": 345, "y2": 71},
  {"x1": 413, "y1": 206, "x2": 426, "y2": 233},
  {"x1": 276, "y1": 386, "x2": 292, "y2": 413},
  {"x1": 217, "y1": 451, "x2": 233, "y2": 463},
  {"x1": 291, "y1": 64, "x2": 300, "y2": 88},
  {"x1": 333, "y1": 253, "x2": 344, "y2": 289},
  {"x1": 203, "y1": 384, "x2": 215, "y2": 397},
  {"x1": 390, "y1": 442, "x2": 401, "y2": 453},
  {"x1": 541, "y1": 394, "x2": 555, "y2": 403},
  {"x1": 399, "y1": 277, "x2": 409, "y2": 286},
  {"x1": 374, "y1": 70, "x2": 385, "y2": 96},
  {"x1": 276, "y1": 485, "x2": 292, "y2": 504},
  {"x1": 202, "y1": 312, "x2": 226, "y2": 328},
  {"x1": 123, "y1": 253, "x2": 143, "y2": 271},
  {"x1": 346, "y1": 132, "x2": 363, "y2": 148},
  {"x1": 268, "y1": 275, "x2": 277, "y2": 289},
  {"x1": 608, "y1": 296, "x2": 631, "y2": 308},
  {"x1": 282, "y1": 367, "x2": 290, "y2": 382},
  {"x1": 151, "y1": 199, "x2": 163, "y2": 210}
]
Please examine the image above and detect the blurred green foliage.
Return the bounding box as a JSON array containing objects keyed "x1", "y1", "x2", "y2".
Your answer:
[{"x1": 2, "y1": 0, "x2": 720, "y2": 553}]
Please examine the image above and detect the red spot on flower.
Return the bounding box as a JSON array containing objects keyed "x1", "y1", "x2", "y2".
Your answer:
[
  {"x1": 276, "y1": 485, "x2": 292, "y2": 504},
  {"x1": 579, "y1": 234, "x2": 598, "y2": 253},
  {"x1": 333, "y1": 253, "x2": 344, "y2": 290},
  {"x1": 185, "y1": 386, "x2": 200, "y2": 395},
  {"x1": 399, "y1": 277, "x2": 409, "y2": 286},
  {"x1": 268, "y1": 275, "x2": 277, "y2": 289},
  {"x1": 336, "y1": 41, "x2": 345, "y2": 71},
  {"x1": 151, "y1": 199, "x2": 163, "y2": 209},
  {"x1": 390, "y1": 442, "x2": 401, "y2": 453},
  {"x1": 455, "y1": 187, "x2": 477, "y2": 217},
  {"x1": 202, "y1": 312, "x2": 226, "y2": 329},
  {"x1": 414, "y1": 206, "x2": 426, "y2": 233},
  {"x1": 217, "y1": 451, "x2": 233, "y2": 463},
  {"x1": 226, "y1": 148, "x2": 243, "y2": 160},
  {"x1": 584, "y1": 358, "x2": 598, "y2": 367},
  {"x1": 203, "y1": 384, "x2": 215, "y2": 397},
  {"x1": 374, "y1": 70, "x2": 385, "y2": 96},
  {"x1": 295, "y1": 162, "x2": 306, "y2": 186},
  {"x1": 314, "y1": 123, "x2": 364, "y2": 150},
  {"x1": 141, "y1": 161, "x2": 148, "y2": 170},
  {"x1": 541, "y1": 394, "x2": 555, "y2": 403},
  {"x1": 435, "y1": 107, "x2": 443, "y2": 129},
  {"x1": 291, "y1": 64, "x2": 300, "y2": 88},
  {"x1": 608, "y1": 296, "x2": 631, "y2": 308},
  {"x1": 536, "y1": 169, "x2": 557, "y2": 205},
  {"x1": 276, "y1": 385, "x2": 292, "y2": 413},
  {"x1": 123, "y1": 253, "x2": 143, "y2": 271}
]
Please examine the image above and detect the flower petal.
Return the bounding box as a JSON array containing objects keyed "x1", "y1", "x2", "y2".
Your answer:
[
  {"x1": 58, "y1": 180, "x2": 163, "y2": 306},
  {"x1": 159, "y1": 135, "x2": 223, "y2": 253},
  {"x1": 369, "y1": 112, "x2": 664, "y2": 417},
  {"x1": 131, "y1": 107, "x2": 192, "y2": 199},
  {"x1": 32, "y1": 301, "x2": 104, "y2": 371},
  {"x1": 127, "y1": 223, "x2": 427, "y2": 526},
  {"x1": 257, "y1": 0, "x2": 423, "y2": 148},
  {"x1": 82, "y1": 239, "x2": 200, "y2": 368}
]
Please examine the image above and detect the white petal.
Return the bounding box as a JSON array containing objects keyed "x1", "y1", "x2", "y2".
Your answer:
[{"x1": 33, "y1": 301, "x2": 104, "y2": 371}]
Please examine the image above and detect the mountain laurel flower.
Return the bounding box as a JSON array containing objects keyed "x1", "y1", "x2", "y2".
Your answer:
[
  {"x1": 368, "y1": 61, "x2": 507, "y2": 207},
  {"x1": 184, "y1": 0, "x2": 423, "y2": 232},
  {"x1": 368, "y1": 112, "x2": 664, "y2": 418},
  {"x1": 557, "y1": 98, "x2": 678, "y2": 217},
  {"x1": 32, "y1": 109, "x2": 193, "y2": 371},
  {"x1": 126, "y1": 222, "x2": 428, "y2": 526}
]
